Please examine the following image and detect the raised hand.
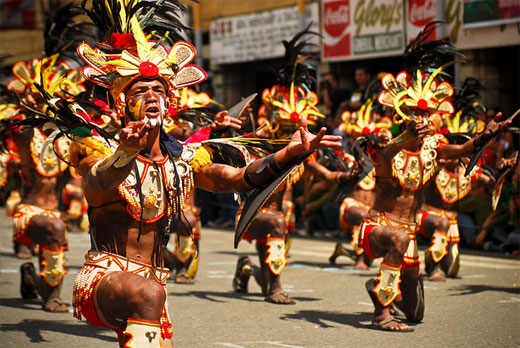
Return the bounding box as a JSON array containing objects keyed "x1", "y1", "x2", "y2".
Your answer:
[
  {"x1": 285, "y1": 114, "x2": 343, "y2": 158},
  {"x1": 406, "y1": 116, "x2": 429, "y2": 138},
  {"x1": 119, "y1": 120, "x2": 149, "y2": 150},
  {"x1": 211, "y1": 110, "x2": 243, "y2": 131},
  {"x1": 483, "y1": 112, "x2": 512, "y2": 139}
]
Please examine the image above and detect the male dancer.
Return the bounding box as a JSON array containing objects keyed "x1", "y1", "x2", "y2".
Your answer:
[
  {"x1": 9, "y1": 54, "x2": 89, "y2": 312},
  {"x1": 360, "y1": 67, "x2": 510, "y2": 331},
  {"x1": 55, "y1": 6, "x2": 342, "y2": 347}
]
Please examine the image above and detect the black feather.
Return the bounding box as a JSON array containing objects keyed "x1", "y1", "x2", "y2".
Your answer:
[{"x1": 404, "y1": 21, "x2": 463, "y2": 77}]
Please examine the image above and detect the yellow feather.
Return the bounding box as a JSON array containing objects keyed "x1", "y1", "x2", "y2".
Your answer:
[{"x1": 130, "y1": 16, "x2": 150, "y2": 61}]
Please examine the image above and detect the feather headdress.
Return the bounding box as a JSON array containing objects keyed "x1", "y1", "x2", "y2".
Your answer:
[
  {"x1": 378, "y1": 21, "x2": 462, "y2": 124},
  {"x1": 78, "y1": 0, "x2": 206, "y2": 111},
  {"x1": 258, "y1": 26, "x2": 324, "y2": 135}
]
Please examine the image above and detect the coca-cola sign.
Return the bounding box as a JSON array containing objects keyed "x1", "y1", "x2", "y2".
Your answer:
[
  {"x1": 322, "y1": 0, "x2": 351, "y2": 59},
  {"x1": 323, "y1": 0, "x2": 350, "y2": 36},
  {"x1": 408, "y1": 0, "x2": 436, "y2": 27}
]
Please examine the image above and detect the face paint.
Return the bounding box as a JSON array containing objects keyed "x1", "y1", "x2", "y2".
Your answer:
[{"x1": 126, "y1": 96, "x2": 144, "y2": 121}]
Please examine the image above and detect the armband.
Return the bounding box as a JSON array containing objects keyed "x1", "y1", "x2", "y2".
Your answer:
[
  {"x1": 243, "y1": 154, "x2": 279, "y2": 188},
  {"x1": 91, "y1": 144, "x2": 141, "y2": 176}
]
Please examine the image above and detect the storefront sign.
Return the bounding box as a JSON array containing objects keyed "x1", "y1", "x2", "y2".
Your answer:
[
  {"x1": 406, "y1": 0, "x2": 443, "y2": 44},
  {"x1": 463, "y1": 0, "x2": 520, "y2": 29},
  {"x1": 446, "y1": 0, "x2": 520, "y2": 49},
  {"x1": 0, "y1": 0, "x2": 35, "y2": 29},
  {"x1": 210, "y1": 4, "x2": 319, "y2": 65},
  {"x1": 322, "y1": 0, "x2": 405, "y2": 61}
]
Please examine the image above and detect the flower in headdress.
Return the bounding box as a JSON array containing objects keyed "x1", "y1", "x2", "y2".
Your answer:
[
  {"x1": 338, "y1": 98, "x2": 393, "y2": 139},
  {"x1": 378, "y1": 68, "x2": 454, "y2": 124},
  {"x1": 78, "y1": 16, "x2": 207, "y2": 106}
]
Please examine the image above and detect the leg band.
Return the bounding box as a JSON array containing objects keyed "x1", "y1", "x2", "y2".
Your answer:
[
  {"x1": 265, "y1": 237, "x2": 287, "y2": 275},
  {"x1": 428, "y1": 230, "x2": 448, "y2": 263},
  {"x1": 123, "y1": 318, "x2": 162, "y2": 348},
  {"x1": 67, "y1": 199, "x2": 84, "y2": 219},
  {"x1": 373, "y1": 262, "x2": 402, "y2": 307},
  {"x1": 447, "y1": 243, "x2": 460, "y2": 277},
  {"x1": 174, "y1": 236, "x2": 195, "y2": 263},
  {"x1": 40, "y1": 247, "x2": 67, "y2": 287},
  {"x1": 350, "y1": 225, "x2": 363, "y2": 255}
]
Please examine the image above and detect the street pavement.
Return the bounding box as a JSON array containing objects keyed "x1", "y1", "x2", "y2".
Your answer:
[{"x1": 0, "y1": 209, "x2": 519, "y2": 348}]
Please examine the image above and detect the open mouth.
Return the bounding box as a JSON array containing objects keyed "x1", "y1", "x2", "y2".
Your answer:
[{"x1": 144, "y1": 105, "x2": 160, "y2": 118}]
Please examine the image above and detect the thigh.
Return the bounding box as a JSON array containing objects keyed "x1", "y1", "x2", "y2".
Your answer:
[
  {"x1": 247, "y1": 212, "x2": 286, "y2": 240},
  {"x1": 26, "y1": 214, "x2": 65, "y2": 246},
  {"x1": 93, "y1": 271, "x2": 165, "y2": 328},
  {"x1": 345, "y1": 206, "x2": 368, "y2": 226}
]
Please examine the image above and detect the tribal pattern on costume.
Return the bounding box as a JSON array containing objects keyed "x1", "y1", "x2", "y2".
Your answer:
[
  {"x1": 117, "y1": 144, "x2": 199, "y2": 223},
  {"x1": 435, "y1": 166, "x2": 480, "y2": 203},
  {"x1": 392, "y1": 134, "x2": 445, "y2": 191}
]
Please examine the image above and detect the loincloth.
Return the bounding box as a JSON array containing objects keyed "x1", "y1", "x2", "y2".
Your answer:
[
  {"x1": 72, "y1": 250, "x2": 173, "y2": 340},
  {"x1": 359, "y1": 210, "x2": 419, "y2": 268}
]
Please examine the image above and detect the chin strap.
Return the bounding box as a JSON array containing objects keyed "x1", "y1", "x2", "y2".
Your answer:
[
  {"x1": 427, "y1": 230, "x2": 448, "y2": 263},
  {"x1": 265, "y1": 237, "x2": 287, "y2": 275},
  {"x1": 373, "y1": 262, "x2": 401, "y2": 307},
  {"x1": 123, "y1": 319, "x2": 162, "y2": 348},
  {"x1": 40, "y1": 246, "x2": 67, "y2": 287}
]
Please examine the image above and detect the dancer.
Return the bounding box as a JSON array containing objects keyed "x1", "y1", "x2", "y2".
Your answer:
[
  {"x1": 26, "y1": 3, "x2": 342, "y2": 346},
  {"x1": 360, "y1": 24, "x2": 511, "y2": 331},
  {"x1": 8, "y1": 55, "x2": 86, "y2": 312}
]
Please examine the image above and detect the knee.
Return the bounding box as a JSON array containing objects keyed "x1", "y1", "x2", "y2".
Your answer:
[
  {"x1": 434, "y1": 217, "x2": 450, "y2": 233},
  {"x1": 391, "y1": 231, "x2": 410, "y2": 255},
  {"x1": 129, "y1": 282, "x2": 166, "y2": 320},
  {"x1": 269, "y1": 216, "x2": 287, "y2": 239},
  {"x1": 45, "y1": 219, "x2": 66, "y2": 244}
]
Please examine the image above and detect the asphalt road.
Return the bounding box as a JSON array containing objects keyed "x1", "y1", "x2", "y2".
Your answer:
[{"x1": 0, "y1": 209, "x2": 519, "y2": 348}]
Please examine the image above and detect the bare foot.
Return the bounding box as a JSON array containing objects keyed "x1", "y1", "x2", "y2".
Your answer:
[
  {"x1": 16, "y1": 244, "x2": 33, "y2": 259},
  {"x1": 372, "y1": 317, "x2": 413, "y2": 331},
  {"x1": 175, "y1": 271, "x2": 194, "y2": 284},
  {"x1": 353, "y1": 259, "x2": 370, "y2": 271},
  {"x1": 43, "y1": 298, "x2": 69, "y2": 312},
  {"x1": 265, "y1": 291, "x2": 295, "y2": 304},
  {"x1": 428, "y1": 270, "x2": 446, "y2": 282}
]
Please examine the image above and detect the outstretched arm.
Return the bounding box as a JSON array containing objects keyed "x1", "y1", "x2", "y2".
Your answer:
[
  {"x1": 304, "y1": 159, "x2": 359, "y2": 184},
  {"x1": 439, "y1": 112, "x2": 511, "y2": 160},
  {"x1": 194, "y1": 115, "x2": 342, "y2": 193}
]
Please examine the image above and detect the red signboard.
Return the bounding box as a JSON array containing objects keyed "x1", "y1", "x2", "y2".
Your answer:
[{"x1": 322, "y1": 0, "x2": 351, "y2": 59}]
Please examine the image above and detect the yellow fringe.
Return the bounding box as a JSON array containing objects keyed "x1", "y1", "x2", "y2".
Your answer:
[
  {"x1": 190, "y1": 145, "x2": 213, "y2": 173},
  {"x1": 69, "y1": 136, "x2": 113, "y2": 168}
]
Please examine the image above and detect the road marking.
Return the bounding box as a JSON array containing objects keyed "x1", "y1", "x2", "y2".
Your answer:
[
  {"x1": 357, "y1": 301, "x2": 373, "y2": 306},
  {"x1": 463, "y1": 274, "x2": 485, "y2": 278},
  {"x1": 208, "y1": 261, "x2": 236, "y2": 266},
  {"x1": 0, "y1": 268, "x2": 19, "y2": 273},
  {"x1": 498, "y1": 298, "x2": 520, "y2": 303},
  {"x1": 215, "y1": 343, "x2": 249, "y2": 348}
]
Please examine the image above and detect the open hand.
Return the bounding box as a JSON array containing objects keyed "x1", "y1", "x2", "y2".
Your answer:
[
  {"x1": 211, "y1": 110, "x2": 243, "y2": 131},
  {"x1": 285, "y1": 114, "x2": 342, "y2": 158},
  {"x1": 483, "y1": 112, "x2": 512, "y2": 139}
]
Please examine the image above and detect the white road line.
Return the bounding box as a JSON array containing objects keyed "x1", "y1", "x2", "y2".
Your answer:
[{"x1": 498, "y1": 298, "x2": 520, "y2": 303}]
